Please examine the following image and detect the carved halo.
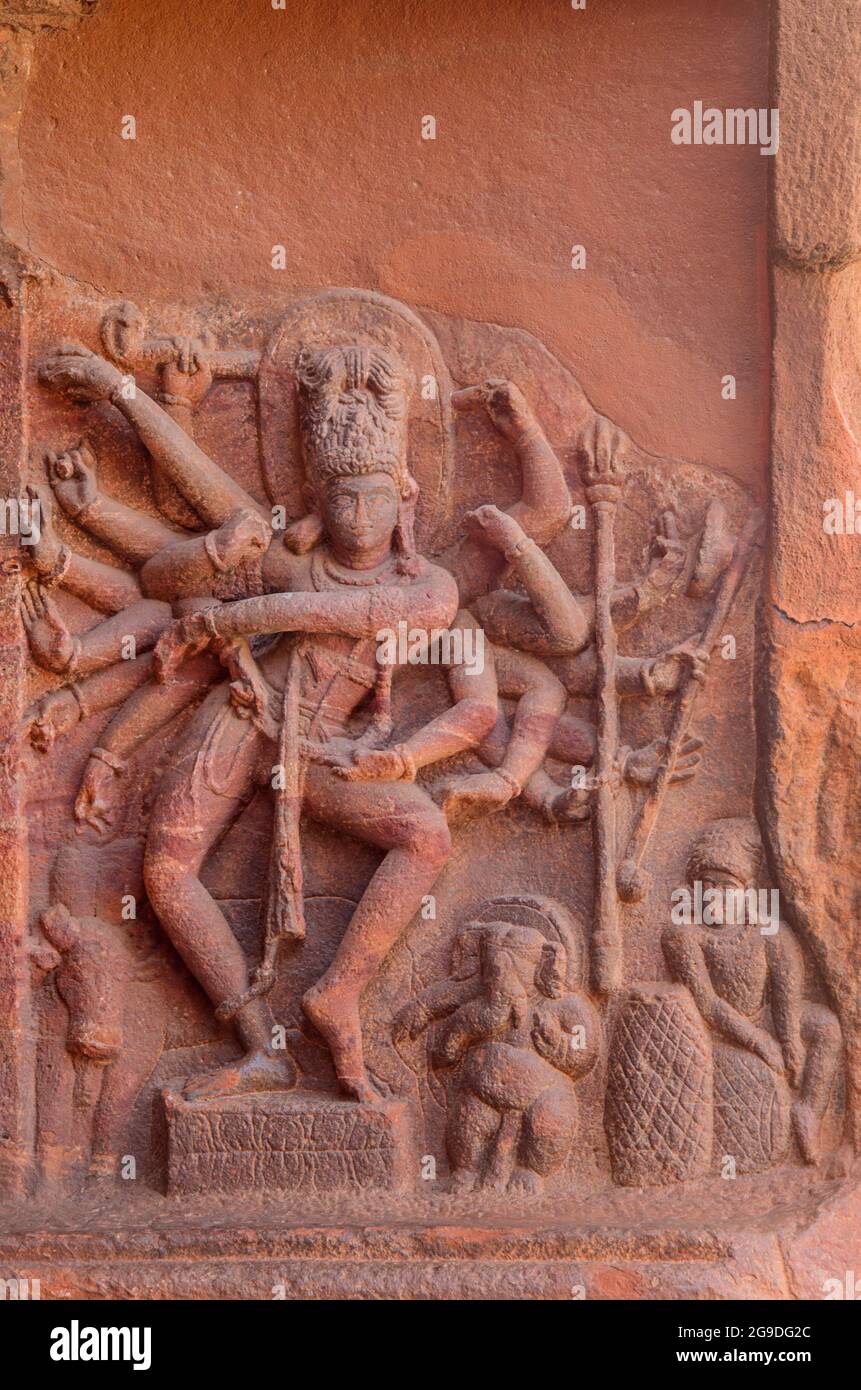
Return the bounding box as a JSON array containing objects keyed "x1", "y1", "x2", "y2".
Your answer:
[{"x1": 257, "y1": 288, "x2": 455, "y2": 549}]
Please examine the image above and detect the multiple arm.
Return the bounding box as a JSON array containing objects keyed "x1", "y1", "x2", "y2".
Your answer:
[
  {"x1": 442, "y1": 381, "x2": 571, "y2": 607},
  {"x1": 38, "y1": 345, "x2": 266, "y2": 530},
  {"x1": 48, "y1": 447, "x2": 183, "y2": 566}
]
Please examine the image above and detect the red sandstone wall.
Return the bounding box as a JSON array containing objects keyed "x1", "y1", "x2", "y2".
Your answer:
[{"x1": 18, "y1": 0, "x2": 769, "y2": 484}]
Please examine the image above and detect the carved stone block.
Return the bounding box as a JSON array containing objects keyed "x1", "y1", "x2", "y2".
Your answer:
[
  {"x1": 164, "y1": 1090, "x2": 414, "y2": 1197},
  {"x1": 605, "y1": 985, "x2": 713, "y2": 1187}
]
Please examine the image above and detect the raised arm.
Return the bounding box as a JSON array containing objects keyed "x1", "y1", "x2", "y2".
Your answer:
[
  {"x1": 39, "y1": 345, "x2": 266, "y2": 529},
  {"x1": 465, "y1": 504, "x2": 588, "y2": 654},
  {"x1": 26, "y1": 484, "x2": 143, "y2": 613},
  {"x1": 45, "y1": 444, "x2": 184, "y2": 566},
  {"x1": 441, "y1": 380, "x2": 571, "y2": 606}
]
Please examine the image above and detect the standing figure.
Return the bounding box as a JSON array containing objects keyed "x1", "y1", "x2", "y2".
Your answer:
[{"x1": 394, "y1": 904, "x2": 600, "y2": 1193}]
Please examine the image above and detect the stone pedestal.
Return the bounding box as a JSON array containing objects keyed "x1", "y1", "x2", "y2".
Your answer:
[{"x1": 164, "y1": 1090, "x2": 415, "y2": 1197}]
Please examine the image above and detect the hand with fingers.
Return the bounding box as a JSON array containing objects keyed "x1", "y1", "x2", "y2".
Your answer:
[
  {"x1": 39, "y1": 343, "x2": 123, "y2": 404},
  {"x1": 622, "y1": 735, "x2": 704, "y2": 788},
  {"x1": 754, "y1": 1031, "x2": 786, "y2": 1077},
  {"x1": 463, "y1": 503, "x2": 526, "y2": 555},
  {"x1": 20, "y1": 581, "x2": 78, "y2": 673},
  {"x1": 646, "y1": 636, "x2": 711, "y2": 695},
  {"x1": 161, "y1": 335, "x2": 214, "y2": 408},
  {"x1": 23, "y1": 481, "x2": 64, "y2": 578},
  {"x1": 22, "y1": 688, "x2": 81, "y2": 752},
  {"x1": 334, "y1": 745, "x2": 411, "y2": 783},
  {"x1": 74, "y1": 758, "x2": 121, "y2": 834},
  {"x1": 647, "y1": 511, "x2": 687, "y2": 591},
  {"x1": 154, "y1": 610, "x2": 212, "y2": 681},
  {"x1": 218, "y1": 638, "x2": 269, "y2": 722},
  {"x1": 578, "y1": 413, "x2": 629, "y2": 485},
  {"x1": 46, "y1": 440, "x2": 99, "y2": 518},
  {"x1": 451, "y1": 378, "x2": 536, "y2": 443},
  {"x1": 211, "y1": 508, "x2": 272, "y2": 570}
]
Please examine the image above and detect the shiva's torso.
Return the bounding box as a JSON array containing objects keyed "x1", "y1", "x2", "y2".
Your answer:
[{"x1": 255, "y1": 541, "x2": 404, "y2": 740}]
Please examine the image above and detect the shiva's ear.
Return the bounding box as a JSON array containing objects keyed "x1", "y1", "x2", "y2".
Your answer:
[
  {"x1": 283, "y1": 481, "x2": 324, "y2": 554},
  {"x1": 536, "y1": 941, "x2": 567, "y2": 999}
]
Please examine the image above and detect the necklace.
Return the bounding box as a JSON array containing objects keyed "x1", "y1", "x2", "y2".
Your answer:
[{"x1": 312, "y1": 547, "x2": 398, "y2": 589}]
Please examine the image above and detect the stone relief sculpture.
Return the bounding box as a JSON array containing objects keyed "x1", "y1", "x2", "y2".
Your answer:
[
  {"x1": 393, "y1": 896, "x2": 599, "y2": 1194},
  {"x1": 662, "y1": 818, "x2": 842, "y2": 1169},
  {"x1": 0, "y1": 0, "x2": 856, "y2": 1308},
  {"x1": 10, "y1": 286, "x2": 845, "y2": 1219}
]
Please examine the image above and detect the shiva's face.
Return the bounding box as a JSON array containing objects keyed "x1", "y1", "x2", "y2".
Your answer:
[{"x1": 321, "y1": 472, "x2": 399, "y2": 558}]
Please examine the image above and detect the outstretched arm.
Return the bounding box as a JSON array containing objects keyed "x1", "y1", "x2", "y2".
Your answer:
[
  {"x1": 55, "y1": 553, "x2": 143, "y2": 614},
  {"x1": 554, "y1": 636, "x2": 708, "y2": 699},
  {"x1": 26, "y1": 483, "x2": 143, "y2": 613},
  {"x1": 21, "y1": 583, "x2": 171, "y2": 678},
  {"x1": 153, "y1": 563, "x2": 460, "y2": 678},
  {"x1": 39, "y1": 346, "x2": 266, "y2": 529},
  {"x1": 23, "y1": 652, "x2": 157, "y2": 752}
]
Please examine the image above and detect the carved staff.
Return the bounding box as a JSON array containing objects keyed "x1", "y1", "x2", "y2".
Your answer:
[
  {"x1": 100, "y1": 301, "x2": 260, "y2": 380},
  {"x1": 580, "y1": 419, "x2": 626, "y2": 996},
  {"x1": 616, "y1": 507, "x2": 765, "y2": 904},
  {"x1": 215, "y1": 644, "x2": 306, "y2": 1022}
]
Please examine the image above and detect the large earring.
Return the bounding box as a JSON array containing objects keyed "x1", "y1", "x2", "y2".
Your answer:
[{"x1": 394, "y1": 475, "x2": 420, "y2": 575}]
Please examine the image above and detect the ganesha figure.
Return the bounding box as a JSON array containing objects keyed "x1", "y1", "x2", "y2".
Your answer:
[{"x1": 394, "y1": 898, "x2": 600, "y2": 1193}]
